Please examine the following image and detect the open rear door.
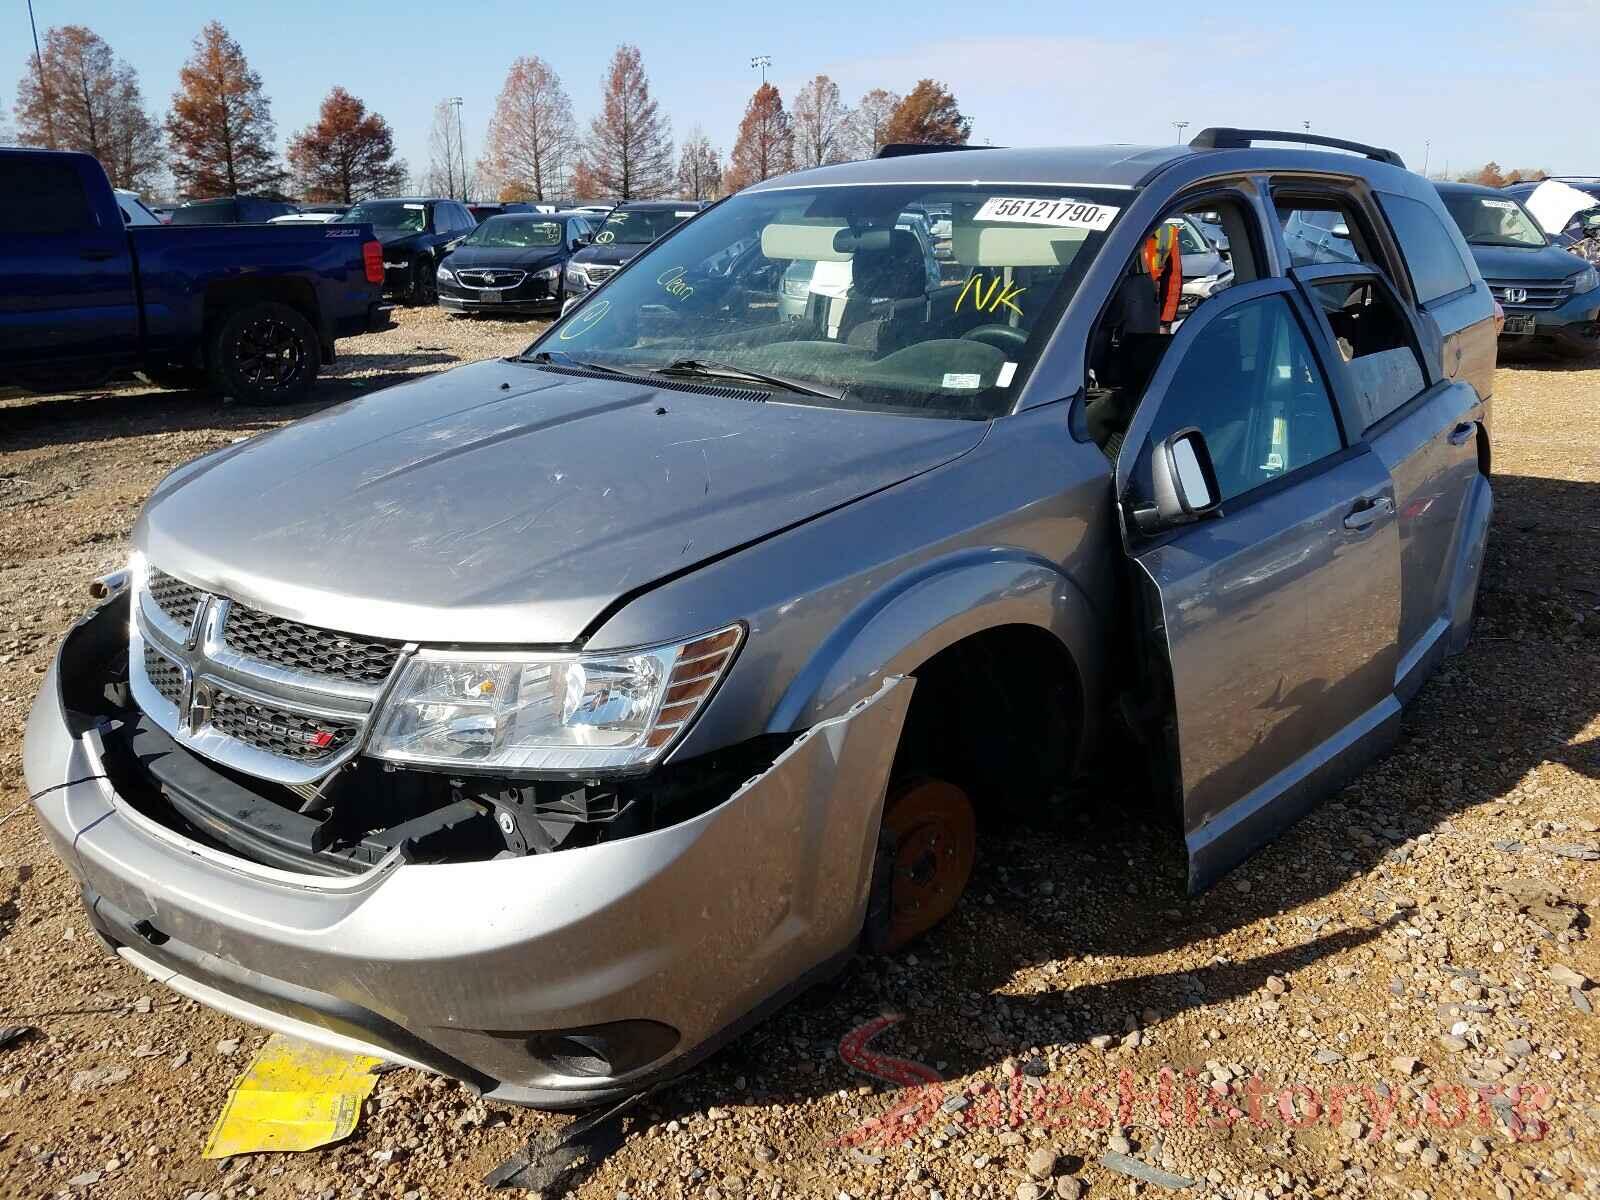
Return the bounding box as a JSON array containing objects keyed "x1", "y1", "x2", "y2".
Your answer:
[{"x1": 1111, "y1": 281, "x2": 1404, "y2": 890}]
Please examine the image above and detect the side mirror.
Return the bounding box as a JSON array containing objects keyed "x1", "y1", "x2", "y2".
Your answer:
[
  {"x1": 574, "y1": 234, "x2": 591, "y2": 247},
  {"x1": 1330, "y1": 223, "x2": 1351, "y2": 239},
  {"x1": 121, "y1": 209, "x2": 132, "y2": 225},
  {"x1": 1149, "y1": 427, "x2": 1221, "y2": 527}
]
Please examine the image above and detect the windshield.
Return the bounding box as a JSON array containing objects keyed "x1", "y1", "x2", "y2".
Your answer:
[
  {"x1": 1169, "y1": 218, "x2": 1209, "y2": 255},
  {"x1": 339, "y1": 201, "x2": 427, "y2": 233},
  {"x1": 1442, "y1": 195, "x2": 1546, "y2": 247},
  {"x1": 466, "y1": 216, "x2": 563, "y2": 248},
  {"x1": 593, "y1": 207, "x2": 694, "y2": 246},
  {"x1": 528, "y1": 183, "x2": 1129, "y2": 419}
]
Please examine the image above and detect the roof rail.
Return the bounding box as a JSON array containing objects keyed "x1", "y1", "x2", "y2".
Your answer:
[
  {"x1": 876, "y1": 142, "x2": 998, "y2": 159},
  {"x1": 1189, "y1": 127, "x2": 1405, "y2": 169}
]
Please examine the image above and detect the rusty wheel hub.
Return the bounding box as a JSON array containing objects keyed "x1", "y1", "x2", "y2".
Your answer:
[{"x1": 881, "y1": 777, "x2": 976, "y2": 950}]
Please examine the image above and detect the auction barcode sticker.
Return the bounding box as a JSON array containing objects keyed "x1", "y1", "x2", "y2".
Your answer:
[{"x1": 973, "y1": 197, "x2": 1119, "y2": 231}]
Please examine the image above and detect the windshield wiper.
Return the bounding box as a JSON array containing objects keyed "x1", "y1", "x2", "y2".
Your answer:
[
  {"x1": 650, "y1": 358, "x2": 842, "y2": 400},
  {"x1": 523, "y1": 349, "x2": 643, "y2": 378}
]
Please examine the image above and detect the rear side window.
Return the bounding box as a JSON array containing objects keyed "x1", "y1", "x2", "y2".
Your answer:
[
  {"x1": 1377, "y1": 194, "x2": 1474, "y2": 304},
  {"x1": 0, "y1": 158, "x2": 94, "y2": 234},
  {"x1": 1277, "y1": 199, "x2": 1375, "y2": 269},
  {"x1": 1306, "y1": 278, "x2": 1426, "y2": 428}
]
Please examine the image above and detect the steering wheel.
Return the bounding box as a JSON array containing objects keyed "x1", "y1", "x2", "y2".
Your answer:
[{"x1": 962, "y1": 324, "x2": 1029, "y2": 352}]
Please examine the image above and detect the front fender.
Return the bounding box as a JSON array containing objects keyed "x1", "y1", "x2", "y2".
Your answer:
[{"x1": 769, "y1": 547, "x2": 1105, "y2": 736}]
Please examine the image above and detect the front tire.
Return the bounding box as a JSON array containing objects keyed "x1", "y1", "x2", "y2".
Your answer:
[
  {"x1": 410, "y1": 258, "x2": 438, "y2": 307},
  {"x1": 207, "y1": 301, "x2": 319, "y2": 406}
]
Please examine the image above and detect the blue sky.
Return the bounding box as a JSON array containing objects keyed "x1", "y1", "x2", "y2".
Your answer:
[{"x1": 7, "y1": 0, "x2": 1596, "y2": 192}]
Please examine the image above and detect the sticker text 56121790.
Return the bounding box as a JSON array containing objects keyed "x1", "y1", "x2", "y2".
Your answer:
[{"x1": 973, "y1": 197, "x2": 1120, "y2": 231}]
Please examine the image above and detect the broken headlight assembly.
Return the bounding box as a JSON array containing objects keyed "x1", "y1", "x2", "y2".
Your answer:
[{"x1": 368, "y1": 625, "x2": 743, "y2": 774}]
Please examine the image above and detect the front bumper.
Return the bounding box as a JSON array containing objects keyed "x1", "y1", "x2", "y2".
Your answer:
[
  {"x1": 24, "y1": 604, "x2": 911, "y2": 1107},
  {"x1": 438, "y1": 281, "x2": 560, "y2": 315},
  {"x1": 1498, "y1": 290, "x2": 1600, "y2": 354}
]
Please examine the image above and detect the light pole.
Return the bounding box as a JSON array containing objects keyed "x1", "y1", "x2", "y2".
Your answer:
[
  {"x1": 1172, "y1": 120, "x2": 1188, "y2": 143},
  {"x1": 448, "y1": 97, "x2": 466, "y2": 201},
  {"x1": 27, "y1": 0, "x2": 56, "y2": 148},
  {"x1": 1423, "y1": 139, "x2": 1432, "y2": 178},
  {"x1": 751, "y1": 55, "x2": 772, "y2": 84}
]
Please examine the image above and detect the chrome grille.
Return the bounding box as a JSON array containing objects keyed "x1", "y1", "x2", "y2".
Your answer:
[
  {"x1": 207, "y1": 689, "x2": 358, "y2": 762},
  {"x1": 143, "y1": 644, "x2": 185, "y2": 707},
  {"x1": 587, "y1": 265, "x2": 618, "y2": 282},
  {"x1": 456, "y1": 268, "x2": 527, "y2": 290},
  {"x1": 223, "y1": 603, "x2": 403, "y2": 685},
  {"x1": 1487, "y1": 279, "x2": 1574, "y2": 311},
  {"x1": 146, "y1": 569, "x2": 204, "y2": 630}
]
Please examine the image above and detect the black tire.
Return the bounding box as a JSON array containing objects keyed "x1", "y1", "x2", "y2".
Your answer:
[
  {"x1": 410, "y1": 258, "x2": 438, "y2": 307},
  {"x1": 206, "y1": 301, "x2": 319, "y2": 406}
]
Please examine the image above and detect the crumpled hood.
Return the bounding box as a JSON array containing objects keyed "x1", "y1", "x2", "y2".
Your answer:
[{"x1": 135, "y1": 359, "x2": 987, "y2": 646}]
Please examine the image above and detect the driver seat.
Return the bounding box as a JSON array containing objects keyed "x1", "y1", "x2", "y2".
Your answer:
[{"x1": 842, "y1": 230, "x2": 931, "y2": 354}]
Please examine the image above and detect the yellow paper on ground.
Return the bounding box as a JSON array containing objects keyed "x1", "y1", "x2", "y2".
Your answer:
[{"x1": 203, "y1": 1034, "x2": 383, "y2": 1158}]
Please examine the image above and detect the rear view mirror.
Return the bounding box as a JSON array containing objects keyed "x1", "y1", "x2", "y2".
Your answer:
[{"x1": 1150, "y1": 428, "x2": 1220, "y2": 525}]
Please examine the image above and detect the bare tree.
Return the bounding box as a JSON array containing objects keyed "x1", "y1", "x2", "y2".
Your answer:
[
  {"x1": 791, "y1": 75, "x2": 851, "y2": 169},
  {"x1": 14, "y1": 24, "x2": 163, "y2": 189},
  {"x1": 675, "y1": 127, "x2": 722, "y2": 200},
  {"x1": 482, "y1": 56, "x2": 577, "y2": 203},
  {"x1": 580, "y1": 44, "x2": 673, "y2": 200},
  {"x1": 845, "y1": 87, "x2": 901, "y2": 160},
  {"x1": 423, "y1": 99, "x2": 474, "y2": 200}
]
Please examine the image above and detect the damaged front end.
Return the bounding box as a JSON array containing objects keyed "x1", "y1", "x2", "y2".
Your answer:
[{"x1": 24, "y1": 590, "x2": 911, "y2": 1107}]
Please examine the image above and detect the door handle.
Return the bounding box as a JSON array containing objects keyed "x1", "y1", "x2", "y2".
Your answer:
[
  {"x1": 79, "y1": 249, "x2": 116, "y2": 262},
  {"x1": 1447, "y1": 421, "x2": 1475, "y2": 446},
  {"x1": 1343, "y1": 496, "x2": 1393, "y2": 531}
]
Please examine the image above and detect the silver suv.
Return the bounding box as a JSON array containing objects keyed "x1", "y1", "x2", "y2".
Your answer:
[{"x1": 26, "y1": 129, "x2": 1497, "y2": 1109}]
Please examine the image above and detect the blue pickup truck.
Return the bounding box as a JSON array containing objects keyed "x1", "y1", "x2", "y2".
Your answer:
[{"x1": 1, "y1": 148, "x2": 389, "y2": 405}]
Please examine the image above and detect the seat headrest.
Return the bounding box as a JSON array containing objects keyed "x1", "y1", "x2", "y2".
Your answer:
[{"x1": 851, "y1": 229, "x2": 928, "y2": 301}]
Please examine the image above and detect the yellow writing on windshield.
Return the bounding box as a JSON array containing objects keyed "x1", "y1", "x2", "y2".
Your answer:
[{"x1": 956, "y1": 273, "x2": 1026, "y2": 318}]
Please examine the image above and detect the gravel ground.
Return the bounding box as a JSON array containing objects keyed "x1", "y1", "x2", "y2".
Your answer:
[{"x1": 0, "y1": 311, "x2": 1596, "y2": 1200}]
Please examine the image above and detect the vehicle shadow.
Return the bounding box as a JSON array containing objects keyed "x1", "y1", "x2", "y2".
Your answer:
[{"x1": 492, "y1": 468, "x2": 1600, "y2": 1188}]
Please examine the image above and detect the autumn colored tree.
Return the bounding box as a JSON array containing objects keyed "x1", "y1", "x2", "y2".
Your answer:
[
  {"x1": 165, "y1": 22, "x2": 282, "y2": 196},
  {"x1": 580, "y1": 45, "x2": 673, "y2": 200},
  {"x1": 725, "y1": 83, "x2": 793, "y2": 192},
  {"x1": 676, "y1": 127, "x2": 721, "y2": 200},
  {"x1": 13, "y1": 25, "x2": 162, "y2": 190},
  {"x1": 287, "y1": 88, "x2": 404, "y2": 203},
  {"x1": 791, "y1": 75, "x2": 851, "y2": 169},
  {"x1": 845, "y1": 88, "x2": 901, "y2": 160},
  {"x1": 568, "y1": 159, "x2": 605, "y2": 202},
  {"x1": 1461, "y1": 162, "x2": 1507, "y2": 188},
  {"x1": 483, "y1": 56, "x2": 577, "y2": 203},
  {"x1": 882, "y1": 79, "x2": 971, "y2": 147}
]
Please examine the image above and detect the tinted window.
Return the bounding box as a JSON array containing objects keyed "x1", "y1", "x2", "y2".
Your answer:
[
  {"x1": 1146, "y1": 294, "x2": 1343, "y2": 504},
  {"x1": 0, "y1": 159, "x2": 94, "y2": 234},
  {"x1": 1378, "y1": 194, "x2": 1474, "y2": 304},
  {"x1": 171, "y1": 200, "x2": 239, "y2": 225}
]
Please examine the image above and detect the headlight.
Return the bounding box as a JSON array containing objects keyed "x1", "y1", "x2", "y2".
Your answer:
[
  {"x1": 368, "y1": 624, "x2": 743, "y2": 773},
  {"x1": 1570, "y1": 266, "x2": 1599, "y2": 294},
  {"x1": 436, "y1": 265, "x2": 455, "y2": 284},
  {"x1": 533, "y1": 264, "x2": 561, "y2": 282},
  {"x1": 782, "y1": 277, "x2": 810, "y2": 300},
  {"x1": 565, "y1": 264, "x2": 589, "y2": 287}
]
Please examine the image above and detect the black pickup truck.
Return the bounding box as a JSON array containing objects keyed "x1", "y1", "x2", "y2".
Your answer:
[{"x1": 1, "y1": 148, "x2": 390, "y2": 405}]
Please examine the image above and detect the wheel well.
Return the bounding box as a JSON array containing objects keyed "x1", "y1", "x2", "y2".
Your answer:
[
  {"x1": 203, "y1": 278, "x2": 328, "y2": 362},
  {"x1": 895, "y1": 624, "x2": 1084, "y2": 808}
]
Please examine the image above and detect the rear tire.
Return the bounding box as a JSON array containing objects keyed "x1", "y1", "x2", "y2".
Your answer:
[
  {"x1": 207, "y1": 301, "x2": 319, "y2": 406},
  {"x1": 410, "y1": 258, "x2": 438, "y2": 307}
]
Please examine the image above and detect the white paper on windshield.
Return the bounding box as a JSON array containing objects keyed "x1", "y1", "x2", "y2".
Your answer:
[
  {"x1": 996, "y1": 361, "x2": 1018, "y2": 387},
  {"x1": 974, "y1": 197, "x2": 1119, "y2": 231},
  {"x1": 674, "y1": 211, "x2": 696, "y2": 217},
  {"x1": 1525, "y1": 180, "x2": 1597, "y2": 235},
  {"x1": 942, "y1": 372, "x2": 981, "y2": 389},
  {"x1": 1482, "y1": 199, "x2": 1517, "y2": 210},
  {"x1": 403, "y1": 203, "x2": 425, "y2": 210}
]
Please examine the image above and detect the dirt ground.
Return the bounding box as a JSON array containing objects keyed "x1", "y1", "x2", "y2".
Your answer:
[{"x1": 0, "y1": 309, "x2": 1596, "y2": 1200}]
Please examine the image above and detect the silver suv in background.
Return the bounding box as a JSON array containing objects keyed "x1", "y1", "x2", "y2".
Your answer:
[{"x1": 27, "y1": 129, "x2": 1496, "y2": 1109}]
